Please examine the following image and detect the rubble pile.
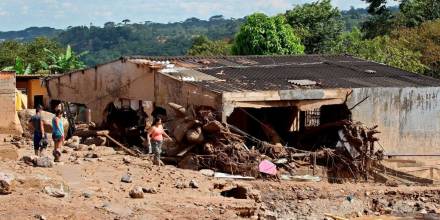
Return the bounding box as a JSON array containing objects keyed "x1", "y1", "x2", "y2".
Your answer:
[
  {"x1": 325, "y1": 120, "x2": 383, "y2": 182},
  {"x1": 166, "y1": 104, "x2": 264, "y2": 177},
  {"x1": 165, "y1": 103, "x2": 384, "y2": 180}
]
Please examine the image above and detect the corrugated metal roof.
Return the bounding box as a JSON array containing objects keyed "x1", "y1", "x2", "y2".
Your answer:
[{"x1": 131, "y1": 55, "x2": 439, "y2": 92}]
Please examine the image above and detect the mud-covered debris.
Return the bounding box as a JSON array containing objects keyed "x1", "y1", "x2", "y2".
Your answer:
[
  {"x1": 35, "y1": 156, "x2": 54, "y2": 168},
  {"x1": 42, "y1": 185, "x2": 66, "y2": 198}
]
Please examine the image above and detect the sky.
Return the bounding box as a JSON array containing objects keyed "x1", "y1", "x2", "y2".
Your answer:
[{"x1": 0, "y1": 0, "x2": 398, "y2": 31}]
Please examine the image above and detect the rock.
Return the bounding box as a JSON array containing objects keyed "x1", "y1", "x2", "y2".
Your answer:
[
  {"x1": 142, "y1": 187, "x2": 158, "y2": 194},
  {"x1": 75, "y1": 144, "x2": 87, "y2": 151},
  {"x1": 175, "y1": 181, "x2": 187, "y2": 189},
  {"x1": 420, "y1": 209, "x2": 428, "y2": 214},
  {"x1": 21, "y1": 155, "x2": 37, "y2": 166},
  {"x1": 84, "y1": 153, "x2": 98, "y2": 158},
  {"x1": 199, "y1": 169, "x2": 214, "y2": 177},
  {"x1": 67, "y1": 142, "x2": 79, "y2": 149},
  {"x1": 88, "y1": 144, "x2": 96, "y2": 151},
  {"x1": 3, "y1": 136, "x2": 13, "y2": 142},
  {"x1": 121, "y1": 174, "x2": 133, "y2": 183},
  {"x1": 84, "y1": 136, "x2": 106, "y2": 146},
  {"x1": 0, "y1": 145, "x2": 19, "y2": 160},
  {"x1": 178, "y1": 154, "x2": 199, "y2": 170},
  {"x1": 35, "y1": 156, "x2": 54, "y2": 168},
  {"x1": 420, "y1": 197, "x2": 428, "y2": 202},
  {"x1": 83, "y1": 191, "x2": 93, "y2": 198},
  {"x1": 62, "y1": 148, "x2": 73, "y2": 154},
  {"x1": 34, "y1": 214, "x2": 47, "y2": 220},
  {"x1": 0, "y1": 172, "x2": 15, "y2": 194},
  {"x1": 189, "y1": 180, "x2": 199, "y2": 189},
  {"x1": 123, "y1": 157, "x2": 131, "y2": 164},
  {"x1": 42, "y1": 185, "x2": 66, "y2": 198},
  {"x1": 129, "y1": 187, "x2": 144, "y2": 199}
]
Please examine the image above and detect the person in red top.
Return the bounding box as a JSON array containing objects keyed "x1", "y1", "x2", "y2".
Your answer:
[{"x1": 147, "y1": 117, "x2": 171, "y2": 165}]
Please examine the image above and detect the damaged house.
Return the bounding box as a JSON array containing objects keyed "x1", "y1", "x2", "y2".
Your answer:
[{"x1": 45, "y1": 55, "x2": 440, "y2": 179}]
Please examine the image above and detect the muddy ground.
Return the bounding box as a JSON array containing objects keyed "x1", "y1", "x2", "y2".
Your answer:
[{"x1": 0, "y1": 135, "x2": 439, "y2": 220}]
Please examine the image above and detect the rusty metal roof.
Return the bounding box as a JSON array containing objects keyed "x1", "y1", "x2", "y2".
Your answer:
[{"x1": 125, "y1": 55, "x2": 440, "y2": 92}]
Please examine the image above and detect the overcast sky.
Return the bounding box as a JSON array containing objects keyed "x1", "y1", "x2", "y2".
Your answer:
[{"x1": 0, "y1": 0, "x2": 398, "y2": 31}]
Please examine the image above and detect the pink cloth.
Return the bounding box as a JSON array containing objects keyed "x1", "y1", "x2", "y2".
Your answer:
[
  {"x1": 259, "y1": 160, "x2": 277, "y2": 175},
  {"x1": 150, "y1": 126, "x2": 164, "y2": 141}
]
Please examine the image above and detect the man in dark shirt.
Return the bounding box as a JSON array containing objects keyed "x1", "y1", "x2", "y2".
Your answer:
[{"x1": 30, "y1": 105, "x2": 46, "y2": 156}]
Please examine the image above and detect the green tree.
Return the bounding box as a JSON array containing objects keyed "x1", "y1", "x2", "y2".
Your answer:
[
  {"x1": 187, "y1": 35, "x2": 232, "y2": 56},
  {"x1": 332, "y1": 28, "x2": 426, "y2": 74},
  {"x1": 399, "y1": 0, "x2": 440, "y2": 27},
  {"x1": 390, "y1": 20, "x2": 440, "y2": 76},
  {"x1": 285, "y1": 0, "x2": 344, "y2": 53},
  {"x1": 232, "y1": 13, "x2": 304, "y2": 55},
  {"x1": 40, "y1": 45, "x2": 88, "y2": 74},
  {"x1": 0, "y1": 37, "x2": 62, "y2": 73},
  {"x1": 2, "y1": 57, "x2": 32, "y2": 75}
]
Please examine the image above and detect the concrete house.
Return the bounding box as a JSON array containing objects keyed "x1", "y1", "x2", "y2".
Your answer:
[
  {"x1": 16, "y1": 74, "x2": 49, "y2": 109},
  {"x1": 45, "y1": 55, "x2": 440, "y2": 176}
]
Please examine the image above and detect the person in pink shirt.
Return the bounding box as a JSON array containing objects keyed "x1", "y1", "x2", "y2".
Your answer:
[{"x1": 147, "y1": 117, "x2": 171, "y2": 165}]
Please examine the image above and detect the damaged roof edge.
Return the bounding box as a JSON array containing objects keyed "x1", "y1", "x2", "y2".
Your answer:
[{"x1": 221, "y1": 88, "x2": 352, "y2": 102}]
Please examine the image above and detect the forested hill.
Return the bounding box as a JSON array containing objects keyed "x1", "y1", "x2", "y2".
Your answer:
[
  {"x1": 0, "y1": 8, "x2": 371, "y2": 66},
  {"x1": 57, "y1": 17, "x2": 244, "y2": 65}
]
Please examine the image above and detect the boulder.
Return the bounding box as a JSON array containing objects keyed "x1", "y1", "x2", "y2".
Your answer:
[
  {"x1": 18, "y1": 109, "x2": 69, "y2": 138},
  {"x1": 83, "y1": 136, "x2": 106, "y2": 146},
  {"x1": 0, "y1": 172, "x2": 15, "y2": 194},
  {"x1": 35, "y1": 156, "x2": 54, "y2": 168},
  {"x1": 129, "y1": 187, "x2": 144, "y2": 199}
]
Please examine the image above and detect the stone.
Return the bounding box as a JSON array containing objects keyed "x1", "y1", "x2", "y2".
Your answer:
[
  {"x1": 199, "y1": 169, "x2": 214, "y2": 177},
  {"x1": 3, "y1": 136, "x2": 13, "y2": 142},
  {"x1": 142, "y1": 187, "x2": 158, "y2": 194},
  {"x1": 129, "y1": 187, "x2": 144, "y2": 199},
  {"x1": 84, "y1": 153, "x2": 99, "y2": 158},
  {"x1": 42, "y1": 185, "x2": 66, "y2": 198},
  {"x1": 121, "y1": 174, "x2": 133, "y2": 183},
  {"x1": 123, "y1": 157, "x2": 131, "y2": 164},
  {"x1": 62, "y1": 148, "x2": 73, "y2": 154},
  {"x1": 83, "y1": 191, "x2": 93, "y2": 198},
  {"x1": 35, "y1": 156, "x2": 54, "y2": 168},
  {"x1": 0, "y1": 172, "x2": 15, "y2": 194},
  {"x1": 21, "y1": 155, "x2": 37, "y2": 166},
  {"x1": 189, "y1": 180, "x2": 199, "y2": 189},
  {"x1": 75, "y1": 144, "x2": 87, "y2": 151},
  {"x1": 175, "y1": 181, "x2": 187, "y2": 189},
  {"x1": 84, "y1": 136, "x2": 106, "y2": 146},
  {"x1": 420, "y1": 209, "x2": 428, "y2": 214},
  {"x1": 34, "y1": 214, "x2": 47, "y2": 220}
]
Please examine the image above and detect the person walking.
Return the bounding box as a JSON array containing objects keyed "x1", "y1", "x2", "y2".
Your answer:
[
  {"x1": 29, "y1": 105, "x2": 46, "y2": 156},
  {"x1": 52, "y1": 109, "x2": 64, "y2": 162},
  {"x1": 147, "y1": 117, "x2": 171, "y2": 165}
]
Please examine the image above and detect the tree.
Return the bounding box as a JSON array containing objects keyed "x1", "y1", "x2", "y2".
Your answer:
[
  {"x1": 285, "y1": 0, "x2": 344, "y2": 53},
  {"x1": 399, "y1": 0, "x2": 440, "y2": 27},
  {"x1": 390, "y1": 20, "x2": 440, "y2": 76},
  {"x1": 40, "y1": 45, "x2": 88, "y2": 74},
  {"x1": 2, "y1": 57, "x2": 32, "y2": 75},
  {"x1": 187, "y1": 35, "x2": 231, "y2": 56},
  {"x1": 232, "y1": 13, "x2": 304, "y2": 55},
  {"x1": 0, "y1": 37, "x2": 62, "y2": 73},
  {"x1": 122, "y1": 19, "x2": 131, "y2": 25},
  {"x1": 331, "y1": 28, "x2": 426, "y2": 74}
]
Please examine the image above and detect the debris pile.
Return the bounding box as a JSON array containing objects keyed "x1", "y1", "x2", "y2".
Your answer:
[
  {"x1": 166, "y1": 104, "x2": 264, "y2": 177},
  {"x1": 165, "y1": 103, "x2": 383, "y2": 180},
  {"x1": 326, "y1": 120, "x2": 383, "y2": 182}
]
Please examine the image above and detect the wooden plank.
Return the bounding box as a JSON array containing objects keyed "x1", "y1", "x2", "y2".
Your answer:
[{"x1": 103, "y1": 134, "x2": 138, "y2": 157}]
